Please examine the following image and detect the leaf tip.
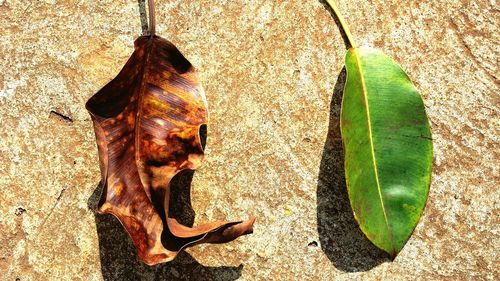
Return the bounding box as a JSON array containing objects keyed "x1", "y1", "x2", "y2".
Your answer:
[{"x1": 223, "y1": 216, "x2": 256, "y2": 240}]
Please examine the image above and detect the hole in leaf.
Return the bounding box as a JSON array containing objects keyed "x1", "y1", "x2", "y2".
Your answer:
[{"x1": 199, "y1": 124, "x2": 207, "y2": 150}]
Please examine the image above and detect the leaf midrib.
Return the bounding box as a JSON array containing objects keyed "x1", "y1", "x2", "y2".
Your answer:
[
  {"x1": 135, "y1": 37, "x2": 155, "y2": 197},
  {"x1": 352, "y1": 48, "x2": 395, "y2": 253}
]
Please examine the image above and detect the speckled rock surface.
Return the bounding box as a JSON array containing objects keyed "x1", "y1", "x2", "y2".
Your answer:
[{"x1": 0, "y1": 0, "x2": 498, "y2": 280}]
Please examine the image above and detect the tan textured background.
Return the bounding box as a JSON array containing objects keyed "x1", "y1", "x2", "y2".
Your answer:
[{"x1": 0, "y1": 0, "x2": 498, "y2": 280}]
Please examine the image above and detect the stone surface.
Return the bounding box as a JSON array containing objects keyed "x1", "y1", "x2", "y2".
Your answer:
[{"x1": 0, "y1": 0, "x2": 498, "y2": 280}]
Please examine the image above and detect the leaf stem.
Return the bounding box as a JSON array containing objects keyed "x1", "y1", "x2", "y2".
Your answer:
[
  {"x1": 148, "y1": 0, "x2": 156, "y2": 36},
  {"x1": 324, "y1": 0, "x2": 357, "y2": 48}
]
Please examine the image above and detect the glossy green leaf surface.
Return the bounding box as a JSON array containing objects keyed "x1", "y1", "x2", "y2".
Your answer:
[{"x1": 340, "y1": 46, "x2": 433, "y2": 257}]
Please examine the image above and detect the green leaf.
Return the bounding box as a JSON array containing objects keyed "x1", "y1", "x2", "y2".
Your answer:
[{"x1": 340, "y1": 46, "x2": 433, "y2": 257}]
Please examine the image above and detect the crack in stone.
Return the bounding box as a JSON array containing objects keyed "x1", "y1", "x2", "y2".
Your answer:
[
  {"x1": 449, "y1": 19, "x2": 498, "y2": 84},
  {"x1": 37, "y1": 187, "x2": 68, "y2": 233},
  {"x1": 49, "y1": 110, "x2": 73, "y2": 123}
]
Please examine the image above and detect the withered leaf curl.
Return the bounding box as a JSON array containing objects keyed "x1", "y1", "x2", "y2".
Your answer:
[{"x1": 86, "y1": 35, "x2": 255, "y2": 265}]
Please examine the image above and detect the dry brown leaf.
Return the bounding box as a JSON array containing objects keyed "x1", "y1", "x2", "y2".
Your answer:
[{"x1": 85, "y1": 2, "x2": 254, "y2": 264}]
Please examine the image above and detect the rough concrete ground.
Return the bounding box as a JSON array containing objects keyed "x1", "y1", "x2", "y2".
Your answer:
[{"x1": 0, "y1": 0, "x2": 498, "y2": 280}]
